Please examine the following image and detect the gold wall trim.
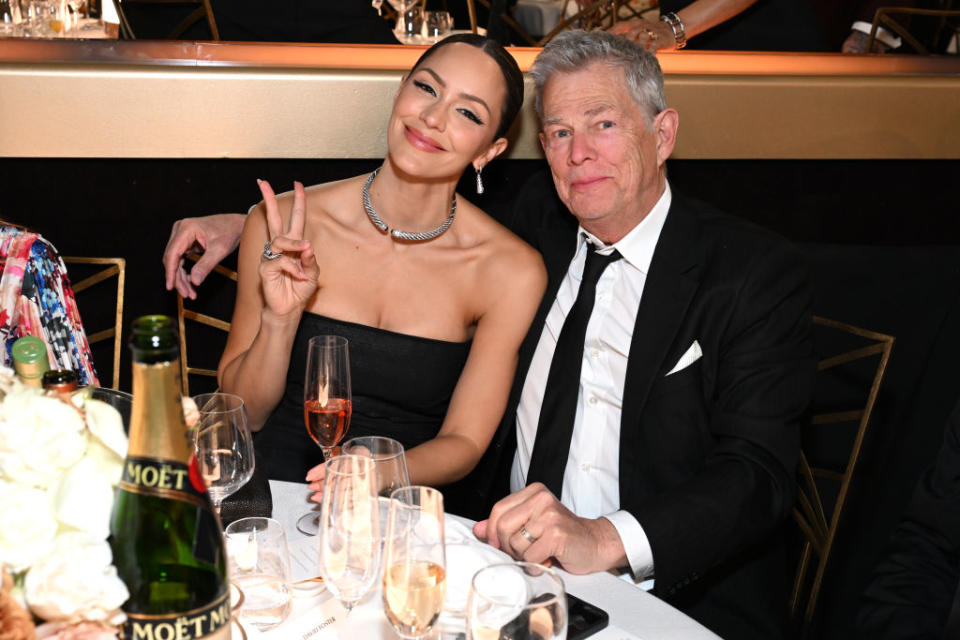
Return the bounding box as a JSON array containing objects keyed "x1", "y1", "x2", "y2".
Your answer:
[{"x1": 1, "y1": 40, "x2": 958, "y2": 159}]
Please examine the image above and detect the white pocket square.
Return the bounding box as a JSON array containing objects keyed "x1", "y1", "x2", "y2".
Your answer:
[{"x1": 667, "y1": 340, "x2": 702, "y2": 376}]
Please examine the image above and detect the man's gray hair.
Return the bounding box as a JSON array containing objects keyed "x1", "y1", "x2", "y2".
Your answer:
[{"x1": 530, "y1": 30, "x2": 667, "y2": 128}]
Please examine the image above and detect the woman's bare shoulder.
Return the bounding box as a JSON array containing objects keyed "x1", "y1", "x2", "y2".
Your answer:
[{"x1": 461, "y1": 202, "x2": 545, "y2": 290}]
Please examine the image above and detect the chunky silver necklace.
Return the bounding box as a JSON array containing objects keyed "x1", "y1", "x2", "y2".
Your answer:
[{"x1": 362, "y1": 168, "x2": 457, "y2": 242}]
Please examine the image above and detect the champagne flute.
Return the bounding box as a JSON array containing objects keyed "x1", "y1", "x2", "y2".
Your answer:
[
  {"x1": 467, "y1": 562, "x2": 568, "y2": 640},
  {"x1": 383, "y1": 485, "x2": 446, "y2": 639},
  {"x1": 193, "y1": 392, "x2": 255, "y2": 518},
  {"x1": 298, "y1": 335, "x2": 351, "y2": 534},
  {"x1": 303, "y1": 335, "x2": 351, "y2": 460},
  {"x1": 316, "y1": 454, "x2": 382, "y2": 614}
]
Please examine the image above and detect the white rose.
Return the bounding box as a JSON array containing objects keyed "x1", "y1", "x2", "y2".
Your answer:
[
  {"x1": 0, "y1": 479, "x2": 57, "y2": 573},
  {"x1": 0, "y1": 391, "x2": 87, "y2": 487},
  {"x1": 25, "y1": 532, "x2": 129, "y2": 624},
  {"x1": 50, "y1": 456, "x2": 116, "y2": 540},
  {"x1": 83, "y1": 398, "x2": 128, "y2": 460}
]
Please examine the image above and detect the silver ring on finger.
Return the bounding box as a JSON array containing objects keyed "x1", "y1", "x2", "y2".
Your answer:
[
  {"x1": 262, "y1": 241, "x2": 282, "y2": 260},
  {"x1": 519, "y1": 525, "x2": 537, "y2": 544}
]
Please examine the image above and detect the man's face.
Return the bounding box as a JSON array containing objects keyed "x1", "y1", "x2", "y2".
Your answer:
[{"x1": 538, "y1": 61, "x2": 676, "y2": 243}]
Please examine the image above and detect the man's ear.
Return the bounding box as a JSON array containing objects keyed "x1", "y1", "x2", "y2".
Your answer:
[{"x1": 654, "y1": 108, "x2": 679, "y2": 166}]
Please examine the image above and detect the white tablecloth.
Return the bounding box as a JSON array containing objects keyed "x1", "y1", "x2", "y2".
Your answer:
[{"x1": 260, "y1": 480, "x2": 718, "y2": 640}]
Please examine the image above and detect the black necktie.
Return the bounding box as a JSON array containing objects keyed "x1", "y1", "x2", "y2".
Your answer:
[{"x1": 526, "y1": 246, "x2": 622, "y2": 497}]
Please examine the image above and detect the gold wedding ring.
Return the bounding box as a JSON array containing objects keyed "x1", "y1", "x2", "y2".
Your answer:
[{"x1": 519, "y1": 525, "x2": 537, "y2": 544}]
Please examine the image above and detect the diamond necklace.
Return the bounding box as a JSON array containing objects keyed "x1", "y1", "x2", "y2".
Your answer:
[{"x1": 362, "y1": 167, "x2": 457, "y2": 242}]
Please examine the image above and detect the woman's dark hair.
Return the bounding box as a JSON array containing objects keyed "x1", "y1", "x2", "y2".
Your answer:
[{"x1": 410, "y1": 33, "x2": 524, "y2": 140}]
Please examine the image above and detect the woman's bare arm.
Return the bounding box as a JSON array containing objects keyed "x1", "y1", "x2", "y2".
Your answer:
[{"x1": 218, "y1": 181, "x2": 318, "y2": 431}]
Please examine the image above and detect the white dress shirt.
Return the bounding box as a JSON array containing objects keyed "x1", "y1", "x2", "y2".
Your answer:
[{"x1": 511, "y1": 183, "x2": 672, "y2": 585}]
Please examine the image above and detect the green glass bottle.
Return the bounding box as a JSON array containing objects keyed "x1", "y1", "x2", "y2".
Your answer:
[{"x1": 108, "y1": 316, "x2": 230, "y2": 640}]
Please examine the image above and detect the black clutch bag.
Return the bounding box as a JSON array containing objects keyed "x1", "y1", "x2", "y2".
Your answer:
[{"x1": 220, "y1": 450, "x2": 273, "y2": 527}]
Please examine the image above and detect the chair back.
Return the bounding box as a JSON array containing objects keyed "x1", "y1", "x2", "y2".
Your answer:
[
  {"x1": 61, "y1": 256, "x2": 126, "y2": 390},
  {"x1": 176, "y1": 257, "x2": 236, "y2": 396},
  {"x1": 791, "y1": 316, "x2": 894, "y2": 636},
  {"x1": 534, "y1": 0, "x2": 656, "y2": 45},
  {"x1": 113, "y1": 0, "x2": 219, "y2": 40},
  {"x1": 869, "y1": 3, "x2": 960, "y2": 54}
]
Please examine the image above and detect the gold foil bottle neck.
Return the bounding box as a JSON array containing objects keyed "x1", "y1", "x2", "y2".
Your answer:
[{"x1": 127, "y1": 360, "x2": 191, "y2": 462}]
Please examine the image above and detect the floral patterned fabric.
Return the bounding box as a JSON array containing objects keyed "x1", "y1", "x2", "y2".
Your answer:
[{"x1": 0, "y1": 224, "x2": 99, "y2": 386}]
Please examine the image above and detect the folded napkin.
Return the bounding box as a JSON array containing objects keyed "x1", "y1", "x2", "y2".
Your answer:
[{"x1": 440, "y1": 517, "x2": 512, "y2": 628}]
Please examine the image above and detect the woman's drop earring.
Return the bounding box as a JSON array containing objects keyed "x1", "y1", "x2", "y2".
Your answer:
[{"x1": 475, "y1": 166, "x2": 485, "y2": 195}]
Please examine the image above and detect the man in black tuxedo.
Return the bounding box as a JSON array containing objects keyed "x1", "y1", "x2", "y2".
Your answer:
[
  {"x1": 162, "y1": 30, "x2": 812, "y2": 639},
  {"x1": 469, "y1": 31, "x2": 813, "y2": 639},
  {"x1": 858, "y1": 397, "x2": 960, "y2": 638}
]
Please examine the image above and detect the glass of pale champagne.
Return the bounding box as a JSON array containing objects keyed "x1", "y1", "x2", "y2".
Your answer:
[
  {"x1": 193, "y1": 392, "x2": 255, "y2": 518},
  {"x1": 225, "y1": 517, "x2": 294, "y2": 631},
  {"x1": 383, "y1": 485, "x2": 446, "y2": 639},
  {"x1": 317, "y1": 454, "x2": 382, "y2": 614},
  {"x1": 467, "y1": 562, "x2": 568, "y2": 640}
]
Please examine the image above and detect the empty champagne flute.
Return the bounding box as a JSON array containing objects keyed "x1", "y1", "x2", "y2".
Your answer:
[
  {"x1": 383, "y1": 486, "x2": 446, "y2": 639},
  {"x1": 193, "y1": 392, "x2": 255, "y2": 518},
  {"x1": 298, "y1": 335, "x2": 352, "y2": 534},
  {"x1": 317, "y1": 454, "x2": 382, "y2": 614},
  {"x1": 467, "y1": 562, "x2": 568, "y2": 640},
  {"x1": 225, "y1": 517, "x2": 293, "y2": 631}
]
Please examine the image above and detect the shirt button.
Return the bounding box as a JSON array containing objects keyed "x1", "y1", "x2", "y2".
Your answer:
[
  {"x1": 581, "y1": 463, "x2": 590, "y2": 472},
  {"x1": 590, "y1": 349, "x2": 600, "y2": 358},
  {"x1": 588, "y1": 396, "x2": 598, "y2": 405}
]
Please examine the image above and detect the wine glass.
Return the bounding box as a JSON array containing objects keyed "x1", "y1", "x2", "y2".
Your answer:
[
  {"x1": 224, "y1": 517, "x2": 293, "y2": 631},
  {"x1": 425, "y1": 10, "x2": 453, "y2": 43},
  {"x1": 385, "y1": 0, "x2": 420, "y2": 43},
  {"x1": 343, "y1": 435, "x2": 411, "y2": 553},
  {"x1": 467, "y1": 562, "x2": 568, "y2": 640},
  {"x1": 382, "y1": 485, "x2": 446, "y2": 639},
  {"x1": 193, "y1": 392, "x2": 256, "y2": 518},
  {"x1": 1, "y1": 0, "x2": 23, "y2": 36},
  {"x1": 316, "y1": 454, "x2": 382, "y2": 614}
]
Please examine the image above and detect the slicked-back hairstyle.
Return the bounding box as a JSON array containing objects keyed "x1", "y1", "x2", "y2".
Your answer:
[
  {"x1": 530, "y1": 30, "x2": 667, "y2": 129},
  {"x1": 409, "y1": 33, "x2": 524, "y2": 140}
]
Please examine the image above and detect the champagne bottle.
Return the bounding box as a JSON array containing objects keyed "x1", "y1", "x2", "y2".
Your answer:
[
  {"x1": 109, "y1": 315, "x2": 230, "y2": 640},
  {"x1": 11, "y1": 335, "x2": 50, "y2": 388}
]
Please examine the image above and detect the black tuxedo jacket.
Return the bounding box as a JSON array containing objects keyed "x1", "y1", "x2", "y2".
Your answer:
[
  {"x1": 460, "y1": 171, "x2": 814, "y2": 639},
  {"x1": 858, "y1": 397, "x2": 960, "y2": 639}
]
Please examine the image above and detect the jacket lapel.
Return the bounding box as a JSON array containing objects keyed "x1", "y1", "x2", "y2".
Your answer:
[{"x1": 619, "y1": 198, "x2": 702, "y2": 496}]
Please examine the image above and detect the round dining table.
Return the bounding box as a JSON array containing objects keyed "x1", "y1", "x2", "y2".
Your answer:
[{"x1": 259, "y1": 479, "x2": 720, "y2": 640}]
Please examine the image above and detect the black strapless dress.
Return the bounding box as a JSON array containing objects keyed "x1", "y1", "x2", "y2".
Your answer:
[{"x1": 254, "y1": 313, "x2": 472, "y2": 482}]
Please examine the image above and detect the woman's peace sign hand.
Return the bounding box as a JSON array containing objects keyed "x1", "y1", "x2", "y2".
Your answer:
[{"x1": 257, "y1": 179, "x2": 319, "y2": 318}]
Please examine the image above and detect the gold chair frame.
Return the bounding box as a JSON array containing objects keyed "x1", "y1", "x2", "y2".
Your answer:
[
  {"x1": 868, "y1": 5, "x2": 960, "y2": 54},
  {"x1": 61, "y1": 256, "x2": 126, "y2": 390},
  {"x1": 113, "y1": 0, "x2": 220, "y2": 40},
  {"x1": 791, "y1": 316, "x2": 895, "y2": 636},
  {"x1": 176, "y1": 260, "x2": 236, "y2": 396}
]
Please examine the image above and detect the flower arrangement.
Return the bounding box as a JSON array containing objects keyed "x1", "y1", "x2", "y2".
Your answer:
[{"x1": 0, "y1": 367, "x2": 129, "y2": 640}]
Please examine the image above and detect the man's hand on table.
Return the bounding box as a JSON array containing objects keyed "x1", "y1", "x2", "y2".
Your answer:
[
  {"x1": 473, "y1": 482, "x2": 628, "y2": 575},
  {"x1": 162, "y1": 213, "x2": 248, "y2": 299}
]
